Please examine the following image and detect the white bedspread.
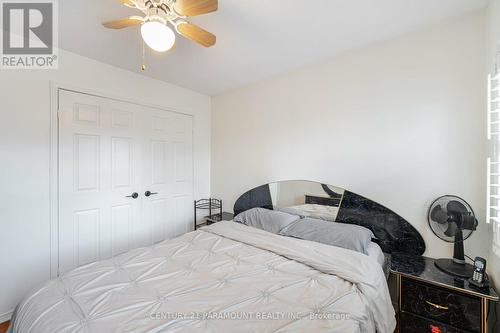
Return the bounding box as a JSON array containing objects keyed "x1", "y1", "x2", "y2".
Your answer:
[{"x1": 10, "y1": 222, "x2": 395, "y2": 333}]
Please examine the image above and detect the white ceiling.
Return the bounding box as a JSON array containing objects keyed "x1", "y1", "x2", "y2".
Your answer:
[{"x1": 60, "y1": 0, "x2": 489, "y2": 95}]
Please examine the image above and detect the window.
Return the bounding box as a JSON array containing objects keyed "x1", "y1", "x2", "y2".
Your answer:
[{"x1": 487, "y1": 73, "x2": 500, "y2": 256}]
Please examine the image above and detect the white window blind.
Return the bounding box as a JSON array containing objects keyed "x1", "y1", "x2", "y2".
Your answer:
[{"x1": 487, "y1": 73, "x2": 500, "y2": 256}]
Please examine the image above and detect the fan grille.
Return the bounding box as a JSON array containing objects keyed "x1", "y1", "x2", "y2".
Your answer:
[{"x1": 428, "y1": 195, "x2": 475, "y2": 243}]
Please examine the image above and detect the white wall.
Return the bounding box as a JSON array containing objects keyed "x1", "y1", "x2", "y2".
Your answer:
[
  {"x1": 211, "y1": 11, "x2": 488, "y2": 260},
  {"x1": 0, "y1": 50, "x2": 211, "y2": 321}
]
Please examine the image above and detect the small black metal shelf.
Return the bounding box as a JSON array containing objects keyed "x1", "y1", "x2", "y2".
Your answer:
[
  {"x1": 194, "y1": 198, "x2": 222, "y2": 230},
  {"x1": 195, "y1": 212, "x2": 234, "y2": 230}
]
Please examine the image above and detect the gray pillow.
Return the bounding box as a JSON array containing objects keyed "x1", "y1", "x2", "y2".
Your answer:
[
  {"x1": 273, "y1": 206, "x2": 306, "y2": 218},
  {"x1": 234, "y1": 208, "x2": 300, "y2": 234},
  {"x1": 279, "y1": 218, "x2": 374, "y2": 255}
]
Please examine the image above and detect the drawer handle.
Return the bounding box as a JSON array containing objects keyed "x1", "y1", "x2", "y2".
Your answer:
[{"x1": 425, "y1": 300, "x2": 449, "y2": 310}]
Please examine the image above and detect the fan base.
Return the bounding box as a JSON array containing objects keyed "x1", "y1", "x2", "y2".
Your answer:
[{"x1": 435, "y1": 259, "x2": 473, "y2": 278}]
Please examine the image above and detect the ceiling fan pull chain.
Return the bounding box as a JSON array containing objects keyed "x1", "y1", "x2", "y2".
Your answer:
[{"x1": 141, "y1": 40, "x2": 147, "y2": 71}]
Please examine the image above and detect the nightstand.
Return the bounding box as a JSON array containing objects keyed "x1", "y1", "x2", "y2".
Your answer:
[
  {"x1": 195, "y1": 212, "x2": 234, "y2": 230},
  {"x1": 390, "y1": 253, "x2": 498, "y2": 333}
]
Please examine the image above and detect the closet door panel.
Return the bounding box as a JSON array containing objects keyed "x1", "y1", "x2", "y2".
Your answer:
[
  {"x1": 58, "y1": 91, "x2": 141, "y2": 274},
  {"x1": 59, "y1": 90, "x2": 194, "y2": 274},
  {"x1": 141, "y1": 108, "x2": 194, "y2": 244}
]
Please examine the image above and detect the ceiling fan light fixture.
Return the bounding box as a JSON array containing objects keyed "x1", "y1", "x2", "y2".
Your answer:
[
  {"x1": 103, "y1": 0, "x2": 217, "y2": 50},
  {"x1": 141, "y1": 21, "x2": 176, "y2": 52}
]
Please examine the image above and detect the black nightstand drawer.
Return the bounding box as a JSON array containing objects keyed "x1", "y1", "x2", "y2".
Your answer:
[
  {"x1": 400, "y1": 311, "x2": 474, "y2": 333},
  {"x1": 401, "y1": 277, "x2": 481, "y2": 332}
]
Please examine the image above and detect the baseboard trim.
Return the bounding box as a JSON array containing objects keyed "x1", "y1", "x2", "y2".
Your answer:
[{"x1": 0, "y1": 311, "x2": 12, "y2": 324}]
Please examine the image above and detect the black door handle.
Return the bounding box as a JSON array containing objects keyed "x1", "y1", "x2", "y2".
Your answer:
[
  {"x1": 145, "y1": 191, "x2": 158, "y2": 197},
  {"x1": 126, "y1": 192, "x2": 139, "y2": 199}
]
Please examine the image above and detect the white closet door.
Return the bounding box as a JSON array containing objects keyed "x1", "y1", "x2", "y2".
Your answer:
[
  {"x1": 141, "y1": 108, "x2": 194, "y2": 243},
  {"x1": 58, "y1": 90, "x2": 193, "y2": 274}
]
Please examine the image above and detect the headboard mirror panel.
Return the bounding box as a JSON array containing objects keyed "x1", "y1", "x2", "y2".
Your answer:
[{"x1": 233, "y1": 180, "x2": 425, "y2": 256}]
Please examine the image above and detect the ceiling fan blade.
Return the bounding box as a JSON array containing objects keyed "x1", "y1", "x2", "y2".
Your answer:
[
  {"x1": 117, "y1": 0, "x2": 135, "y2": 6},
  {"x1": 102, "y1": 17, "x2": 143, "y2": 29},
  {"x1": 174, "y1": 0, "x2": 218, "y2": 17},
  {"x1": 177, "y1": 22, "x2": 216, "y2": 47}
]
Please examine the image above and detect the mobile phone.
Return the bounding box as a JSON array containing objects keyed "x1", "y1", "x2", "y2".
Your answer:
[{"x1": 469, "y1": 257, "x2": 488, "y2": 289}]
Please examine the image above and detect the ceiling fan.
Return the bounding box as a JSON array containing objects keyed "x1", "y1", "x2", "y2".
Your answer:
[{"x1": 103, "y1": 0, "x2": 217, "y2": 53}]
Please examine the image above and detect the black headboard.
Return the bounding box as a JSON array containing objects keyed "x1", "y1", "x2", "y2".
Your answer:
[
  {"x1": 234, "y1": 184, "x2": 274, "y2": 216},
  {"x1": 233, "y1": 181, "x2": 425, "y2": 255}
]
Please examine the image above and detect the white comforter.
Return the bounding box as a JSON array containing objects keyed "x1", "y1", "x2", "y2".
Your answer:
[{"x1": 10, "y1": 222, "x2": 396, "y2": 333}]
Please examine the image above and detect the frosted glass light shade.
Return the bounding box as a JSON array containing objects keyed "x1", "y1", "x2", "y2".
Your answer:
[{"x1": 141, "y1": 21, "x2": 176, "y2": 52}]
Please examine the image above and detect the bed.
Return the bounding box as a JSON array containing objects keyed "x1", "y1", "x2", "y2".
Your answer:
[{"x1": 9, "y1": 180, "x2": 424, "y2": 333}]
